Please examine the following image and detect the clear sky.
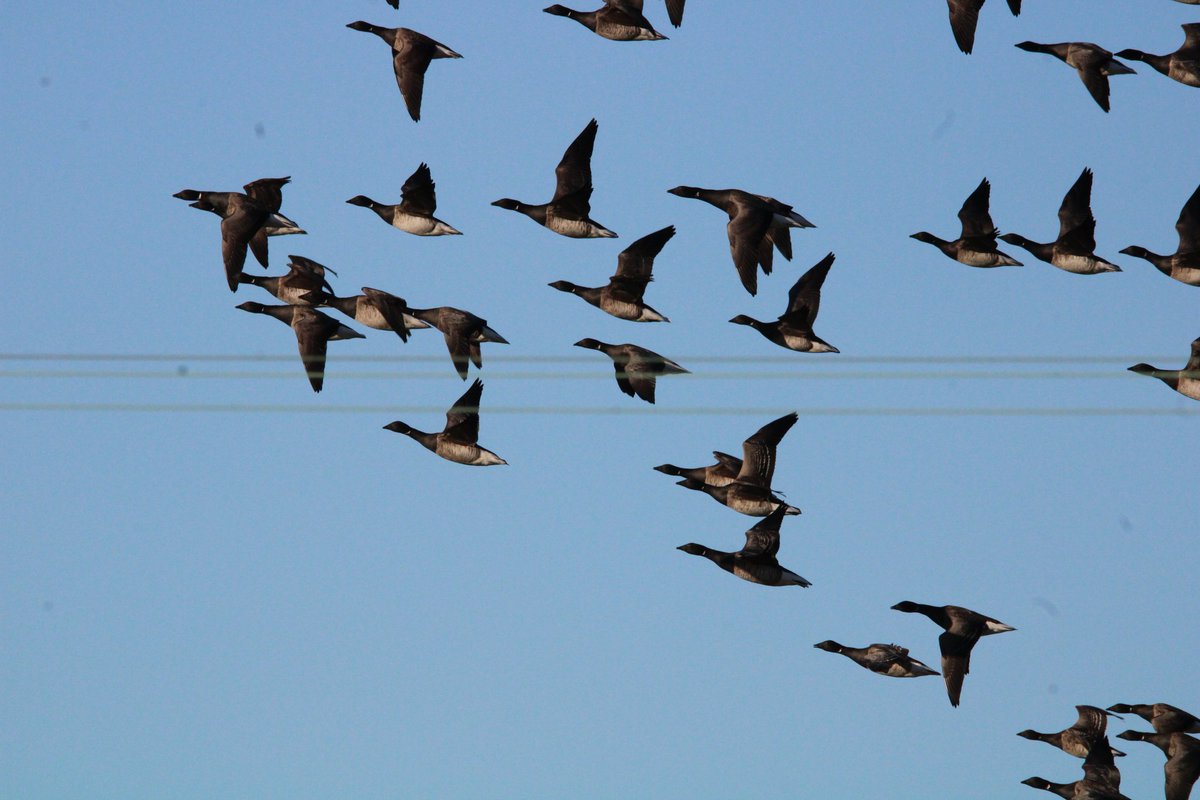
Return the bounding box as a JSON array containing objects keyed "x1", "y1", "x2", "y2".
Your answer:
[{"x1": 3, "y1": 1, "x2": 1198, "y2": 798}]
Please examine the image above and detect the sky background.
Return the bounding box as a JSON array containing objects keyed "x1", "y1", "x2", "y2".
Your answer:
[{"x1": 3, "y1": 1, "x2": 1199, "y2": 798}]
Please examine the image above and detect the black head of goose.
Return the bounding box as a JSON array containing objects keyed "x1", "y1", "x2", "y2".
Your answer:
[
  {"x1": 236, "y1": 302, "x2": 364, "y2": 392},
  {"x1": 1017, "y1": 706, "x2": 1126, "y2": 759},
  {"x1": 999, "y1": 169, "x2": 1120, "y2": 274},
  {"x1": 549, "y1": 226, "x2": 675, "y2": 321},
  {"x1": 406, "y1": 305, "x2": 508, "y2": 380},
  {"x1": 1127, "y1": 336, "x2": 1200, "y2": 401},
  {"x1": 676, "y1": 506, "x2": 809, "y2": 587},
  {"x1": 910, "y1": 178, "x2": 1022, "y2": 268},
  {"x1": 384, "y1": 379, "x2": 506, "y2": 466},
  {"x1": 1116, "y1": 24, "x2": 1200, "y2": 87},
  {"x1": 1107, "y1": 703, "x2": 1200, "y2": 734},
  {"x1": 492, "y1": 119, "x2": 616, "y2": 238},
  {"x1": 543, "y1": 3, "x2": 668, "y2": 41},
  {"x1": 346, "y1": 163, "x2": 461, "y2": 236},
  {"x1": 1120, "y1": 182, "x2": 1200, "y2": 286},
  {"x1": 667, "y1": 186, "x2": 814, "y2": 295},
  {"x1": 1014, "y1": 42, "x2": 1135, "y2": 112},
  {"x1": 812, "y1": 640, "x2": 939, "y2": 678},
  {"x1": 730, "y1": 252, "x2": 840, "y2": 351},
  {"x1": 573, "y1": 338, "x2": 688, "y2": 403},
  {"x1": 890, "y1": 601, "x2": 1015, "y2": 707},
  {"x1": 345, "y1": 21, "x2": 462, "y2": 122}
]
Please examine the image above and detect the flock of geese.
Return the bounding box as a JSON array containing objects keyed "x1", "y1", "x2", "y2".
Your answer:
[{"x1": 169, "y1": 3, "x2": 1198, "y2": 798}]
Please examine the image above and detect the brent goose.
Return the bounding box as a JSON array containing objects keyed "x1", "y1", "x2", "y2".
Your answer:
[
  {"x1": 667, "y1": 185, "x2": 814, "y2": 295},
  {"x1": 947, "y1": 0, "x2": 1022, "y2": 55},
  {"x1": 730, "y1": 252, "x2": 839, "y2": 351},
  {"x1": 543, "y1": 2, "x2": 667, "y2": 41},
  {"x1": 1116, "y1": 730, "x2": 1200, "y2": 800},
  {"x1": 890, "y1": 601, "x2": 1015, "y2": 707},
  {"x1": 310, "y1": 287, "x2": 428, "y2": 341},
  {"x1": 1022, "y1": 738, "x2": 1129, "y2": 799},
  {"x1": 813, "y1": 641, "x2": 939, "y2": 678},
  {"x1": 235, "y1": 302, "x2": 365, "y2": 392},
  {"x1": 911, "y1": 178, "x2": 1023, "y2": 268},
  {"x1": 1117, "y1": 24, "x2": 1200, "y2": 88},
  {"x1": 677, "y1": 507, "x2": 810, "y2": 587},
  {"x1": 492, "y1": 119, "x2": 616, "y2": 238},
  {"x1": 999, "y1": 169, "x2": 1121, "y2": 274},
  {"x1": 1127, "y1": 337, "x2": 1200, "y2": 401},
  {"x1": 673, "y1": 412, "x2": 802, "y2": 516},
  {"x1": 549, "y1": 225, "x2": 675, "y2": 321},
  {"x1": 238, "y1": 254, "x2": 336, "y2": 306},
  {"x1": 384, "y1": 379, "x2": 507, "y2": 466},
  {"x1": 347, "y1": 163, "x2": 461, "y2": 236},
  {"x1": 1120, "y1": 182, "x2": 1200, "y2": 286},
  {"x1": 345, "y1": 21, "x2": 462, "y2": 121},
  {"x1": 1018, "y1": 706, "x2": 1127, "y2": 758},
  {"x1": 573, "y1": 339, "x2": 688, "y2": 403},
  {"x1": 405, "y1": 306, "x2": 509, "y2": 379},
  {"x1": 1014, "y1": 42, "x2": 1135, "y2": 111},
  {"x1": 653, "y1": 452, "x2": 742, "y2": 487},
  {"x1": 1108, "y1": 704, "x2": 1200, "y2": 735}
]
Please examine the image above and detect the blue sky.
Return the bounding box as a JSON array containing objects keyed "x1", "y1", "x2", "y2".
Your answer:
[{"x1": 3, "y1": 2, "x2": 1199, "y2": 798}]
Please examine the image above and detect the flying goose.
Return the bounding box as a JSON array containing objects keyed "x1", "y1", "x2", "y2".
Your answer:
[
  {"x1": 677, "y1": 506, "x2": 811, "y2": 587},
  {"x1": 573, "y1": 339, "x2": 688, "y2": 403},
  {"x1": 405, "y1": 306, "x2": 509, "y2": 379},
  {"x1": 1107, "y1": 704, "x2": 1200, "y2": 735},
  {"x1": 999, "y1": 169, "x2": 1121, "y2": 274},
  {"x1": 1117, "y1": 24, "x2": 1200, "y2": 88},
  {"x1": 549, "y1": 225, "x2": 675, "y2": 321},
  {"x1": 543, "y1": 1, "x2": 668, "y2": 41},
  {"x1": 1116, "y1": 730, "x2": 1200, "y2": 800},
  {"x1": 730, "y1": 251, "x2": 840, "y2": 351},
  {"x1": 346, "y1": 21, "x2": 462, "y2": 121},
  {"x1": 1128, "y1": 337, "x2": 1200, "y2": 401},
  {"x1": 1022, "y1": 737, "x2": 1130, "y2": 800},
  {"x1": 890, "y1": 601, "x2": 1015, "y2": 707},
  {"x1": 492, "y1": 119, "x2": 617, "y2": 238},
  {"x1": 238, "y1": 254, "x2": 336, "y2": 306},
  {"x1": 667, "y1": 185, "x2": 815, "y2": 295},
  {"x1": 311, "y1": 287, "x2": 425, "y2": 341},
  {"x1": 947, "y1": 0, "x2": 1022, "y2": 55},
  {"x1": 384, "y1": 379, "x2": 507, "y2": 466},
  {"x1": 911, "y1": 178, "x2": 1023, "y2": 268},
  {"x1": 653, "y1": 452, "x2": 742, "y2": 487},
  {"x1": 235, "y1": 302, "x2": 365, "y2": 392},
  {"x1": 1018, "y1": 706, "x2": 1127, "y2": 758},
  {"x1": 1014, "y1": 42, "x2": 1135, "y2": 112},
  {"x1": 1120, "y1": 182, "x2": 1200, "y2": 286},
  {"x1": 346, "y1": 162, "x2": 461, "y2": 236},
  {"x1": 813, "y1": 641, "x2": 939, "y2": 678}
]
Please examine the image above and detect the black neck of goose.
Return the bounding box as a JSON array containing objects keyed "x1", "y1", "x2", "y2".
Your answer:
[
  {"x1": 322, "y1": 295, "x2": 358, "y2": 316},
  {"x1": 1004, "y1": 234, "x2": 1053, "y2": 261},
  {"x1": 520, "y1": 203, "x2": 548, "y2": 224},
  {"x1": 405, "y1": 429, "x2": 440, "y2": 453},
  {"x1": 569, "y1": 10, "x2": 597, "y2": 29}
]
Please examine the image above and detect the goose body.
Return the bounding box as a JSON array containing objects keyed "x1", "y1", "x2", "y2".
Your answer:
[
  {"x1": 677, "y1": 507, "x2": 810, "y2": 587},
  {"x1": 235, "y1": 302, "x2": 364, "y2": 392},
  {"x1": 911, "y1": 178, "x2": 1022, "y2": 268},
  {"x1": 549, "y1": 225, "x2": 675, "y2": 321},
  {"x1": 813, "y1": 641, "x2": 939, "y2": 678},
  {"x1": 238, "y1": 254, "x2": 336, "y2": 306},
  {"x1": 346, "y1": 162, "x2": 461, "y2": 236},
  {"x1": 1117, "y1": 24, "x2": 1200, "y2": 88},
  {"x1": 573, "y1": 338, "x2": 688, "y2": 403},
  {"x1": 407, "y1": 306, "x2": 509, "y2": 380},
  {"x1": 384, "y1": 379, "x2": 506, "y2": 466},
  {"x1": 543, "y1": 2, "x2": 668, "y2": 41},
  {"x1": 999, "y1": 168, "x2": 1120, "y2": 274},
  {"x1": 1128, "y1": 337, "x2": 1200, "y2": 401},
  {"x1": 1015, "y1": 42, "x2": 1135, "y2": 111},
  {"x1": 1018, "y1": 706, "x2": 1126, "y2": 759},
  {"x1": 314, "y1": 287, "x2": 425, "y2": 341},
  {"x1": 493, "y1": 119, "x2": 616, "y2": 238},
  {"x1": 346, "y1": 21, "x2": 463, "y2": 121},
  {"x1": 730, "y1": 251, "x2": 840, "y2": 351},
  {"x1": 891, "y1": 601, "x2": 1015, "y2": 707}
]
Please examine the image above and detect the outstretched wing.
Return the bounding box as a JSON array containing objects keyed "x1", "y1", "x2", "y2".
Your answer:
[
  {"x1": 553, "y1": 119, "x2": 598, "y2": 202},
  {"x1": 400, "y1": 162, "x2": 438, "y2": 215},
  {"x1": 444, "y1": 379, "x2": 483, "y2": 443},
  {"x1": 741, "y1": 505, "x2": 786, "y2": 557},
  {"x1": 958, "y1": 177, "x2": 997, "y2": 240},
  {"x1": 735, "y1": 412, "x2": 799, "y2": 488},
  {"x1": 784, "y1": 252, "x2": 836, "y2": 326}
]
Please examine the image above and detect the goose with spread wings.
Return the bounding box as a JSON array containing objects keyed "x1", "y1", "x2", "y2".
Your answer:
[
  {"x1": 235, "y1": 302, "x2": 365, "y2": 392},
  {"x1": 346, "y1": 21, "x2": 462, "y2": 122},
  {"x1": 730, "y1": 251, "x2": 839, "y2": 351},
  {"x1": 1000, "y1": 168, "x2": 1120, "y2": 274},
  {"x1": 549, "y1": 226, "x2": 675, "y2": 321},
  {"x1": 405, "y1": 305, "x2": 509, "y2": 380},
  {"x1": 677, "y1": 506, "x2": 810, "y2": 587},
  {"x1": 573, "y1": 339, "x2": 688, "y2": 404},
  {"x1": 384, "y1": 379, "x2": 506, "y2": 466},
  {"x1": 911, "y1": 178, "x2": 1022, "y2": 267},
  {"x1": 890, "y1": 601, "x2": 1015, "y2": 707},
  {"x1": 346, "y1": 162, "x2": 461, "y2": 236},
  {"x1": 543, "y1": 1, "x2": 668, "y2": 41}
]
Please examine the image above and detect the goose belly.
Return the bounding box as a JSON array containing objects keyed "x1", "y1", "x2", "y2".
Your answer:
[
  {"x1": 957, "y1": 249, "x2": 1017, "y2": 268},
  {"x1": 1052, "y1": 254, "x2": 1115, "y2": 274},
  {"x1": 436, "y1": 440, "x2": 506, "y2": 466},
  {"x1": 1175, "y1": 377, "x2": 1200, "y2": 401},
  {"x1": 390, "y1": 213, "x2": 441, "y2": 235},
  {"x1": 1169, "y1": 263, "x2": 1200, "y2": 286},
  {"x1": 546, "y1": 214, "x2": 614, "y2": 238},
  {"x1": 597, "y1": 22, "x2": 656, "y2": 41}
]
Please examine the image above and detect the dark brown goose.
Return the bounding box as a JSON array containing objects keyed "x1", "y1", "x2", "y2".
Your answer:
[
  {"x1": 174, "y1": 186, "x2": 272, "y2": 291},
  {"x1": 311, "y1": 287, "x2": 425, "y2": 342},
  {"x1": 1014, "y1": 42, "x2": 1135, "y2": 112},
  {"x1": 238, "y1": 255, "x2": 336, "y2": 306},
  {"x1": 677, "y1": 507, "x2": 810, "y2": 587},
  {"x1": 384, "y1": 379, "x2": 506, "y2": 466},
  {"x1": 573, "y1": 339, "x2": 688, "y2": 403},
  {"x1": 667, "y1": 185, "x2": 814, "y2": 295},
  {"x1": 1117, "y1": 24, "x2": 1200, "y2": 88},
  {"x1": 813, "y1": 641, "x2": 938, "y2": 678},
  {"x1": 730, "y1": 252, "x2": 839, "y2": 351},
  {"x1": 1128, "y1": 337, "x2": 1200, "y2": 402},
  {"x1": 890, "y1": 601, "x2": 1015, "y2": 707},
  {"x1": 346, "y1": 163, "x2": 461, "y2": 236},
  {"x1": 911, "y1": 178, "x2": 1022, "y2": 268},
  {"x1": 543, "y1": 1, "x2": 668, "y2": 41},
  {"x1": 492, "y1": 119, "x2": 616, "y2": 238},
  {"x1": 1022, "y1": 737, "x2": 1130, "y2": 800},
  {"x1": 345, "y1": 21, "x2": 462, "y2": 121},
  {"x1": 1108, "y1": 704, "x2": 1200, "y2": 735},
  {"x1": 549, "y1": 226, "x2": 675, "y2": 321},
  {"x1": 235, "y1": 302, "x2": 365, "y2": 392},
  {"x1": 1000, "y1": 168, "x2": 1120, "y2": 274},
  {"x1": 1116, "y1": 730, "x2": 1200, "y2": 800},
  {"x1": 1120, "y1": 182, "x2": 1200, "y2": 286},
  {"x1": 406, "y1": 306, "x2": 509, "y2": 380},
  {"x1": 674, "y1": 412, "x2": 801, "y2": 516},
  {"x1": 1018, "y1": 706, "x2": 1126, "y2": 758},
  {"x1": 653, "y1": 452, "x2": 742, "y2": 486}
]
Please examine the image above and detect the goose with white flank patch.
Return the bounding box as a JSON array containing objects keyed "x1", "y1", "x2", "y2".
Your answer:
[
  {"x1": 911, "y1": 178, "x2": 1023, "y2": 268},
  {"x1": 238, "y1": 254, "x2": 337, "y2": 306},
  {"x1": 346, "y1": 162, "x2": 461, "y2": 236},
  {"x1": 492, "y1": 119, "x2": 616, "y2": 238},
  {"x1": 730, "y1": 251, "x2": 840, "y2": 351},
  {"x1": 813, "y1": 641, "x2": 939, "y2": 678},
  {"x1": 1018, "y1": 706, "x2": 1127, "y2": 759},
  {"x1": 1000, "y1": 168, "x2": 1121, "y2": 274},
  {"x1": 543, "y1": 1, "x2": 668, "y2": 41},
  {"x1": 384, "y1": 379, "x2": 506, "y2": 466},
  {"x1": 345, "y1": 21, "x2": 462, "y2": 121},
  {"x1": 890, "y1": 601, "x2": 1015, "y2": 707},
  {"x1": 549, "y1": 226, "x2": 675, "y2": 321},
  {"x1": 311, "y1": 287, "x2": 427, "y2": 342},
  {"x1": 677, "y1": 506, "x2": 810, "y2": 587}
]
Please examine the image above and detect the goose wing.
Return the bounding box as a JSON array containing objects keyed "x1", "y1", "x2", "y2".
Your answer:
[
  {"x1": 444, "y1": 378, "x2": 483, "y2": 443},
  {"x1": 1175, "y1": 183, "x2": 1200, "y2": 254},
  {"x1": 783, "y1": 252, "x2": 835, "y2": 327},
  {"x1": 735, "y1": 412, "x2": 798, "y2": 488},
  {"x1": 958, "y1": 177, "x2": 998, "y2": 241},
  {"x1": 399, "y1": 162, "x2": 438, "y2": 215},
  {"x1": 553, "y1": 119, "x2": 598, "y2": 202},
  {"x1": 741, "y1": 505, "x2": 786, "y2": 557}
]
